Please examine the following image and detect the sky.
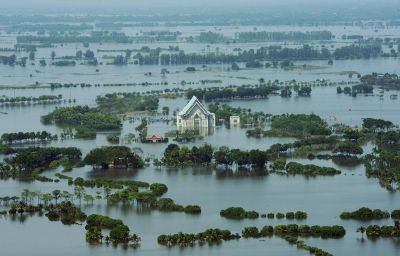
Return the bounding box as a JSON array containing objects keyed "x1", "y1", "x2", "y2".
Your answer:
[{"x1": 0, "y1": 0, "x2": 398, "y2": 15}]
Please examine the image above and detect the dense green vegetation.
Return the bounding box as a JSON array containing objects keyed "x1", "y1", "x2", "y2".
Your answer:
[
  {"x1": 41, "y1": 106, "x2": 122, "y2": 130},
  {"x1": 156, "y1": 44, "x2": 384, "y2": 65},
  {"x1": 236, "y1": 31, "x2": 333, "y2": 42},
  {"x1": 70, "y1": 177, "x2": 149, "y2": 190},
  {"x1": 285, "y1": 162, "x2": 341, "y2": 176},
  {"x1": 208, "y1": 103, "x2": 270, "y2": 126},
  {"x1": 365, "y1": 221, "x2": 400, "y2": 238},
  {"x1": 273, "y1": 224, "x2": 346, "y2": 238},
  {"x1": 45, "y1": 201, "x2": 87, "y2": 225},
  {"x1": 362, "y1": 118, "x2": 393, "y2": 132},
  {"x1": 4, "y1": 147, "x2": 81, "y2": 171},
  {"x1": 198, "y1": 31, "x2": 225, "y2": 43},
  {"x1": 266, "y1": 114, "x2": 331, "y2": 137},
  {"x1": 85, "y1": 214, "x2": 141, "y2": 246},
  {"x1": 17, "y1": 32, "x2": 132, "y2": 44},
  {"x1": 1, "y1": 131, "x2": 57, "y2": 144},
  {"x1": 391, "y1": 210, "x2": 400, "y2": 219},
  {"x1": 157, "y1": 224, "x2": 345, "y2": 249},
  {"x1": 220, "y1": 207, "x2": 307, "y2": 220},
  {"x1": 283, "y1": 236, "x2": 333, "y2": 256},
  {"x1": 186, "y1": 84, "x2": 279, "y2": 101},
  {"x1": 84, "y1": 146, "x2": 144, "y2": 169},
  {"x1": 220, "y1": 207, "x2": 259, "y2": 219},
  {"x1": 340, "y1": 207, "x2": 390, "y2": 220},
  {"x1": 0, "y1": 95, "x2": 63, "y2": 106},
  {"x1": 157, "y1": 229, "x2": 240, "y2": 247},
  {"x1": 95, "y1": 93, "x2": 159, "y2": 114},
  {"x1": 364, "y1": 130, "x2": 400, "y2": 191},
  {"x1": 74, "y1": 126, "x2": 96, "y2": 139},
  {"x1": 7, "y1": 200, "x2": 87, "y2": 225},
  {"x1": 162, "y1": 144, "x2": 214, "y2": 167},
  {"x1": 161, "y1": 142, "x2": 344, "y2": 175}
]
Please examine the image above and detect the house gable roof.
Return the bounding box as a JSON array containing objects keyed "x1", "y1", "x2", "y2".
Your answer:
[{"x1": 178, "y1": 96, "x2": 212, "y2": 117}]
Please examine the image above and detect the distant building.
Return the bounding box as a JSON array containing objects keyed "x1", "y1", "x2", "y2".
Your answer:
[
  {"x1": 230, "y1": 116, "x2": 240, "y2": 127},
  {"x1": 177, "y1": 96, "x2": 215, "y2": 135},
  {"x1": 145, "y1": 134, "x2": 164, "y2": 143}
]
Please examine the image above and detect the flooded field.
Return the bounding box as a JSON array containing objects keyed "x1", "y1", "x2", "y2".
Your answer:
[{"x1": 0, "y1": 10, "x2": 400, "y2": 256}]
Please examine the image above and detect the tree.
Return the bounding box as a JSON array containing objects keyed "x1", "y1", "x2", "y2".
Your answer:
[
  {"x1": 357, "y1": 226, "x2": 366, "y2": 240},
  {"x1": 74, "y1": 186, "x2": 85, "y2": 205},
  {"x1": 76, "y1": 50, "x2": 82, "y2": 59},
  {"x1": 84, "y1": 49, "x2": 95, "y2": 59},
  {"x1": 153, "y1": 158, "x2": 162, "y2": 169},
  {"x1": 84, "y1": 194, "x2": 94, "y2": 205},
  {"x1": 20, "y1": 57, "x2": 27, "y2": 67},
  {"x1": 51, "y1": 51, "x2": 56, "y2": 61},
  {"x1": 395, "y1": 220, "x2": 400, "y2": 231},
  {"x1": 29, "y1": 51, "x2": 35, "y2": 61},
  {"x1": 162, "y1": 106, "x2": 170, "y2": 116},
  {"x1": 249, "y1": 149, "x2": 267, "y2": 168},
  {"x1": 61, "y1": 191, "x2": 73, "y2": 202},
  {"x1": 95, "y1": 191, "x2": 102, "y2": 200},
  {"x1": 333, "y1": 142, "x2": 363, "y2": 155},
  {"x1": 103, "y1": 186, "x2": 111, "y2": 200},
  {"x1": 231, "y1": 62, "x2": 240, "y2": 70},
  {"x1": 41, "y1": 193, "x2": 53, "y2": 205},
  {"x1": 214, "y1": 146, "x2": 233, "y2": 169},
  {"x1": 273, "y1": 158, "x2": 286, "y2": 170},
  {"x1": 52, "y1": 189, "x2": 61, "y2": 204},
  {"x1": 21, "y1": 189, "x2": 30, "y2": 204}
]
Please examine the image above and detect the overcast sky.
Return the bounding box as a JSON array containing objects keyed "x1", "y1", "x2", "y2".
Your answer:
[{"x1": 0, "y1": 0, "x2": 398, "y2": 15}]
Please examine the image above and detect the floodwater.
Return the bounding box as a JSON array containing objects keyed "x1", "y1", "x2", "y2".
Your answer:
[{"x1": 0, "y1": 24, "x2": 400, "y2": 256}]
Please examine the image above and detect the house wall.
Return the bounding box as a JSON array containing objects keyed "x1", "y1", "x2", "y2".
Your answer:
[{"x1": 177, "y1": 100, "x2": 216, "y2": 136}]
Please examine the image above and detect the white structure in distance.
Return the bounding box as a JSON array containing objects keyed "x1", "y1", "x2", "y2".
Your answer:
[{"x1": 229, "y1": 115, "x2": 240, "y2": 127}]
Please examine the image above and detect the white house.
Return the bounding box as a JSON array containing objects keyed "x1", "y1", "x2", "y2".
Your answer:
[
  {"x1": 229, "y1": 115, "x2": 240, "y2": 127},
  {"x1": 177, "y1": 96, "x2": 215, "y2": 132}
]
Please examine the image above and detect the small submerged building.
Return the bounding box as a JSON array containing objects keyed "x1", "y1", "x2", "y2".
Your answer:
[
  {"x1": 145, "y1": 134, "x2": 164, "y2": 143},
  {"x1": 177, "y1": 96, "x2": 215, "y2": 135},
  {"x1": 230, "y1": 115, "x2": 240, "y2": 127}
]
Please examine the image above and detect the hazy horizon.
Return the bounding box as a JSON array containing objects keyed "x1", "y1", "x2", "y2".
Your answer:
[{"x1": 0, "y1": 0, "x2": 399, "y2": 15}]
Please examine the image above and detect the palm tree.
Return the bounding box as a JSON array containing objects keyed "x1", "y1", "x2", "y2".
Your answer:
[
  {"x1": 35, "y1": 191, "x2": 42, "y2": 205},
  {"x1": 74, "y1": 186, "x2": 85, "y2": 205},
  {"x1": 61, "y1": 191, "x2": 72, "y2": 203},
  {"x1": 21, "y1": 189, "x2": 30, "y2": 204},
  {"x1": 357, "y1": 226, "x2": 366, "y2": 240},
  {"x1": 41, "y1": 193, "x2": 52, "y2": 205},
  {"x1": 52, "y1": 190, "x2": 61, "y2": 204},
  {"x1": 103, "y1": 186, "x2": 111, "y2": 200}
]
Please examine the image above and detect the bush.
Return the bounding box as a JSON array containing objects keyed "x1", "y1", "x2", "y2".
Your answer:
[
  {"x1": 276, "y1": 212, "x2": 285, "y2": 219},
  {"x1": 340, "y1": 207, "x2": 390, "y2": 220},
  {"x1": 298, "y1": 225, "x2": 311, "y2": 234},
  {"x1": 242, "y1": 227, "x2": 260, "y2": 238},
  {"x1": 184, "y1": 205, "x2": 201, "y2": 214},
  {"x1": 286, "y1": 212, "x2": 295, "y2": 219},
  {"x1": 391, "y1": 209, "x2": 400, "y2": 219},
  {"x1": 260, "y1": 225, "x2": 274, "y2": 236},
  {"x1": 295, "y1": 211, "x2": 308, "y2": 219},
  {"x1": 149, "y1": 183, "x2": 168, "y2": 196},
  {"x1": 246, "y1": 210, "x2": 259, "y2": 219},
  {"x1": 220, "y1": 207, "x2": 259, "y2": 220}
]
